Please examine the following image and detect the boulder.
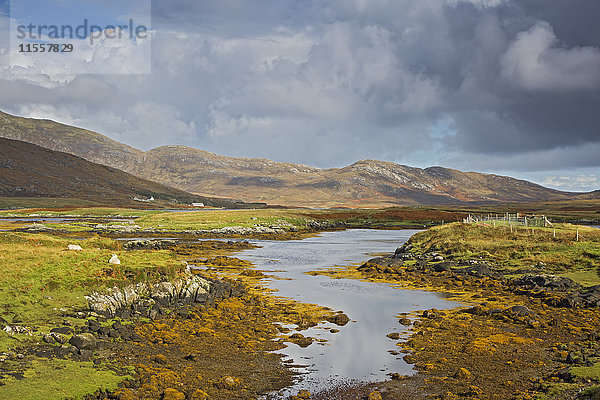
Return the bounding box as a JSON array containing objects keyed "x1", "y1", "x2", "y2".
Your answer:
[
  {"x1": 67, "y1": 244, "x2": 82, "y2": 251},
  {"x1": 69, "y1": 333, "x2": 97, "y2": 350},
  {"x1": 162, "y1": 388, "x2": 185, "y2": 400},
  {"x1": 327, "y1": 313, "x2": 350, "y2": 326}
]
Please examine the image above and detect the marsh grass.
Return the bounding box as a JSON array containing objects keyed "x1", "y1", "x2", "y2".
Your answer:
[{"x1": 409, "y1": 222, "x2": 600, "y2": 285}]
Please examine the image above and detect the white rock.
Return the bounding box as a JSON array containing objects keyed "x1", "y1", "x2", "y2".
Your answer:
[
  {"x1": 67, "y1": 244, "x2": 82, "y2": 251},
  {"x1": 109, "y1": 254, "x2": 121, "y2": 265}
]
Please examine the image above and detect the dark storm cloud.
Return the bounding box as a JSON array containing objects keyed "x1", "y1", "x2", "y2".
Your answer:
[{"x1": 0, "y1": 0, "x2": 599, "y2": 190}]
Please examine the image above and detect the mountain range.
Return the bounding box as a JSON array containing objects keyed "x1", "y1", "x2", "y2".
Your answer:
[{"x1": 0, "y1": 110, "x2": 592, "y2": 207}]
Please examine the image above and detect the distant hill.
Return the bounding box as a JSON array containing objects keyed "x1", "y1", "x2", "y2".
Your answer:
[
  {"x1": 0, "y1": 110, "x2": 588, "y2": 207},
  {"x1": 0, "y1": 137, "x2": 245, "y2": 208}
]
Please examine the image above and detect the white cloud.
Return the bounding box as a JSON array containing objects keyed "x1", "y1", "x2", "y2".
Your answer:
[
  {"x1": 541, "y1": 174, "x2": 599, "y2": 191},
  {"x1": 501, "y1": 22, "x2": 600, "y2": 92}
]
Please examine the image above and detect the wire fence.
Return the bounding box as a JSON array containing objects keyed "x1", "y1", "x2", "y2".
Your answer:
[{"x1": 463, "y1": 213, "x2": 551, "y2": 228}]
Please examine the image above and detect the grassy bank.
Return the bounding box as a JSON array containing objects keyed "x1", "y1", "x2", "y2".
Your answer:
[
  {"x1": 407, "y1": 222, "x2": 600, "y2": 285},
  {"x1": 0, "y1": 232, "x2": 182, "y2": 349}
]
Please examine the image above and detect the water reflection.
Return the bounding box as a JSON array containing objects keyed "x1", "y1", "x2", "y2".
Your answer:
[{"x1": 236, "y1": 229, "x2": 461, "y2": 396}]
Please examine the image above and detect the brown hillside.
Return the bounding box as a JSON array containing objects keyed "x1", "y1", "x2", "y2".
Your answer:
[
  {"x1": 0, "y1": 137, "x2": 240, "y2": 208},
  {"x1": 0, "y1": 110, "x2": 585, "y2": 207}
]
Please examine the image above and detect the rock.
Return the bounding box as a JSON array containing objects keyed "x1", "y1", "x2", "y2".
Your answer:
[
  {"x1": 297, "y1": 390, "x2": 311, "y2": 399},
  {"x1": 190, "y1": 389, "x2": 209, "y2": 400},
  {"x1": 43, "y1": 334, "x2": 55, "y2": 344},
  {"x1": 153, "y1": 354, "x2": 168, "y2": 364},
  {"x1": 386, "y1": 332, "x2": 401, "y2": 340},
  {"x1": 368, "y1": 391, "x2": 383, "y2": 400},
  {"x1": 505, "y1": 305, "x2": 535, "y2": 318},
  {"x1": 422, "y1": 309, "x2": 438, "y2": 319},
  {"x1": 432, "y1": 262, "x2": 452, "y2": 272},
  {"x1": 403, "y1": 354, "x2": 416, "y2": 364},
  {"x1": 109, "y1": 254, "x2": 121, "y2": 265},
  {"x1": 69, "y1": 333, "x2": 97, "y2": 350},
  {"x1": 215, "y1": 376, "x2": 240, "y2": 390},
  {"x1": 85, "y1": 275, "x2": 216, "y2": 318},
  {"x1": 67, "y1": 244, "x2": 82, "y2": 251},
  {"x1": 51, "y1": 326, "x2": 73, "y2": 335},
  {"x1": 162, "y1": 388, "x2": 185, "y2": 400},
  {"x1": 433, "y1": 255, "x2": 444, "y2": 261},
  {"x1": 184, "y1": 353, "x2": 198, "y2": 361},
  {"x1": 55, "y1": 345, "x2": 70, "y2": 357},
  {"x1": 398, "y1": 317, "x2": 412, "y2": 326},
  {"x1": 51, "y1": 332, "x2": 67, "y2": 344},
  {"x1": 454, "y1": 368, "x2": 472, "y2": 379},
  {"x1": 288, "y1": 333, "x2": 313, "y2": 348},
  {"x1": 78, "y1": 349, "x2": 94, "y2": 359},
  {"x1": 327, "y1": 313, "x2": 350, "y2": 326}
]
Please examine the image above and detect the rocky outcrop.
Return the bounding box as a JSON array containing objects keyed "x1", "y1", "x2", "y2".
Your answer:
[
  {"x1": 123, "y1": 239, "x2": 177, "y2": 250},
  {"x1": 365, "y1": 247, "x2": 600, "y2": 309},
  {"x1": 85, "y1": 275, "x2": 243, "y2": 318}
]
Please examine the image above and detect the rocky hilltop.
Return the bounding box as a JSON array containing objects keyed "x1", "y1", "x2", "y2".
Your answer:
[{"x1": 0, "y1": 110, "x2": 582, "y2": 207}]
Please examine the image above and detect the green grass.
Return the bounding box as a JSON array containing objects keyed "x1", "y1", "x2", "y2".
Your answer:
[
  {"x1": 135, "y1": 208, "x2": 311, "y2": 230},
  {"x1": 571, "y1": 360, "x2": 600, "y2": 380},
  {"x1": 407, "y1": 222, "x2": 600, "y2": 285},
  {"x1": 0, "y1": 358, "x2": 129, "y2": 400},
  {"x1": 0, "y1": 232, "x2": 182, "y2": 331},
  {"x1": 0, "y1": 231, "x2": 179, "y2": 399}
]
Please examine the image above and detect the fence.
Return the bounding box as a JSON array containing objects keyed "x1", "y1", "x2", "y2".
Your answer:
[{"x1": 463, "y1": 213, "x2": 552, "y2": 228}]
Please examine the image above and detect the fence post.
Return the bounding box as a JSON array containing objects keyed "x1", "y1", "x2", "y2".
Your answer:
[{"x1": 577, "y1": 229, "x2": 579, "y2": 241}]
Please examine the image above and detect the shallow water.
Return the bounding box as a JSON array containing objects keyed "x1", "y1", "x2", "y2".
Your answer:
[{"x1": 235, "y1": 229, "x2": 461, "y2": 396}]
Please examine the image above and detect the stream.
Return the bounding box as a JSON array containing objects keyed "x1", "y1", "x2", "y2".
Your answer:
[{"x1": 234, "y1": 229, "x2": 461, "y2": 397}]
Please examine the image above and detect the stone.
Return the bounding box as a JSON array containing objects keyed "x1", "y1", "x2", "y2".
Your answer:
[
  {"x1": 297, "y1": 390, "x2": 311, "y2": 399},
  {"x1": 506, "y1": 305, "x2": 535, "y2": 318},
  {"x1": 67, "y1": 244, "x2": 82, "y2": 251},
  {"x1": 109, "y1": 254, "x2": 121, "y2": 265},
  {"x1": 55, "y1": 346, "x2": 70, "y2": 357},
  {"x1": 368, "y1": 391, "x2": 383, "y2": 400},
  {"x1": 403, "y1": 354, "x2": 416, "y2": 364},
  {"x1": 51, "y1": 333, "x2": 67, "y2": 344},
  {"x1": 153, "y1": 354, "x2": 167, "y2": 364},
  {"x1": 79, "y1": 349, "x2": 94, "y2": 359},
  {"x1": 43, "y1": 334, "x2": 55, "y2": 344},
  {"x1": 51, "y1": 326, "x2": 73, "y2": 335},
  {"x1": 190, "y1": 389, "x2": 209, "y2": 400},
  {"x1": 398, "y1": 317, "x2": 412, "y2": 326},
  {"x1": 386, "y1": 332, "x2": 401, "y2": 340},
  {"x1": 327, "y1": 313, "x2": 350, "y2": 326},
  {"x1": 69, "y1": 333, "x2": 97, "y2": 350},
  {"x1": 454, "y1": 368, "x2": 472, "y2": 379},
  {"x1": 162, "y1": 388, "x2": 185, "y2": 400},
  {"x1": 216, "y1": 376, "x2": 240, "y2": 390}
]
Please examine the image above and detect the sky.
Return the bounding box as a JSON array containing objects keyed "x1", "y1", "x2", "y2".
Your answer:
[{"x1": 0, "y1": 0, "x2": 599, "y2": 192}]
